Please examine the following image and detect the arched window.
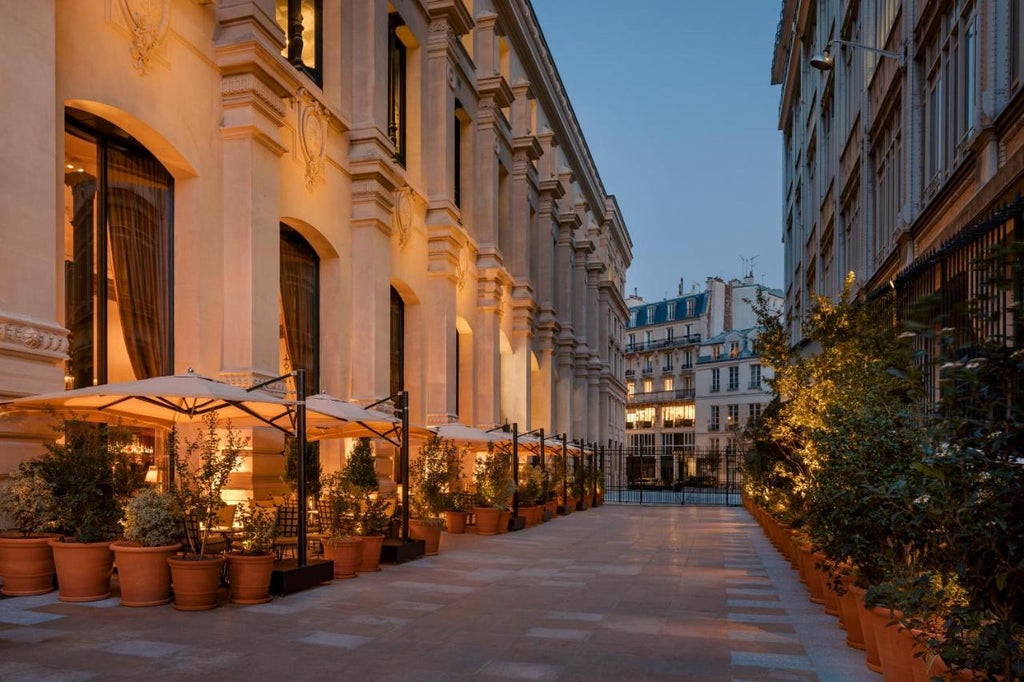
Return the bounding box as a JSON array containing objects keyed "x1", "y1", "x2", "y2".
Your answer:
[
  {"x1": 390, "y1": 287, "x2": 405, "y2": 398},
  {"x1": 64, "y1": 108, "x2": 173, "y2": 387},
  {"x1": 280, "y1": 225, "x2": 320, "y2": 394}
]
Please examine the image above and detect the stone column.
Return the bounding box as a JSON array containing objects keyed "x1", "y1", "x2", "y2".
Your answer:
[{"x1": 0, "y1": 0, "x2": 62, "y2": 472}]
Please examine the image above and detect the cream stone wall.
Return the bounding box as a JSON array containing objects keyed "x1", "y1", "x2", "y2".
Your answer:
[{"x1": 0, "y1": 0, "x2": 632, "y2": 493}]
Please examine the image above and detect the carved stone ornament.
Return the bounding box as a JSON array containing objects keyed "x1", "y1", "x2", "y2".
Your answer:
[
  {"x1": 393, "y1": 185, "x2": 414, "y2": 249},
  {"x1": 120, "y1": 0, "x2": 171, "y2": 75},
  {"x1": 0, "y1": 314, "x2": 69, "y2": 360},
  {"x1": 295, "y1": 88, "x2": 328, "y2": 190},
  {"x1": 455, "y1": 243, "x2": 468, "y2": 290}
]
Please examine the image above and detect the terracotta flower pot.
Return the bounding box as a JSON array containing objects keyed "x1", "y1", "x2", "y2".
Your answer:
[
  {"x1": 358, "y1": 535, "x2": 385, "y2": 572},
  {"x1": 498, "y1": 509, "x2": 511, "y2": 533},
  {"x1": 167, "y1": 555, "x2": 225, "y2": 611},
  {"x1": 409, "y1": 519, "x2": 442, "y2": 556},
  {"x1": 797, "y1": 546, "x2": 825, "y2": 604},
  {"x1": 474, "y1": 507, "x2": 501, "y2": 535},
  {"x1": 324, "y1": 537, "x2": 362, "y2": 579},
  {"x1": 850, "y1": 585, "x2": 883, "y2": 673},
  {"x1": 815, "y1": 555, "x2": 840, "y2": 617},
  {"x1": 869, "y1": 606, "x2": 915, "y2": 682},
  {"x1": 49, "y1": 537, "x2": 114, "y2": 603},
  {"x1": 0, "y1": 533, "x2": 57, "y2": 596},
  {"x1": 443, "y1": 510, "x2": 467, "y2": 534},
  {"x1": 225, "y1": 552, "x2": 274, "y2": 604},
  {"x1": 112, "y1": 541, "x2": 181, "y2": 607},
  {"x1": 838, "y1": 574, "x2": 866, "y2": 650}
]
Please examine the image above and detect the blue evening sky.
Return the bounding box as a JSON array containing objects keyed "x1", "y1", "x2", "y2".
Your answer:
[{"x1": 531, "y1": 1, "x2": 784, "y2": 302}]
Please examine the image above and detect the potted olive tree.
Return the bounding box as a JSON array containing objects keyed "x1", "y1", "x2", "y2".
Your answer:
[
  {"x1": 517, "y1": 465, "x2": 543, "y2": 527},
  {"x1": 112, "y1": 487, "x2": 181, "y2": 607},
  {"x1": 34, "y1": 421, "x2": 145, "y2": 602},
  {"x1": 473, "y1": 446, "x2": 513, "y2": 535},
  {"x1": 225, "y1": 501, "x2": 277, "y2": 604},
  {"x1": 408, "y1": 435, "x2": 463, "y2": 554},
  {"x1": 342, "y1": 439, "x2": 391, "y2": 572},
  {"x1": 168, "y1": 414, "x2": 245, "y2": 610},
  {"x1": 0, "y1": 461, "x2": 58, "y2": 596},
  {"x1": 320, "y1": 470, "x2": 362, "y2": 579}
]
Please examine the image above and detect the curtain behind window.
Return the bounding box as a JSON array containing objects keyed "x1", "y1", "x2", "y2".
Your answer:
[
  {"x1": 107, "y1": 148, "x2": 172, "y2": 379},
  {"x1": 280, "y1": 228, "x2": 319, "y2": 394}
]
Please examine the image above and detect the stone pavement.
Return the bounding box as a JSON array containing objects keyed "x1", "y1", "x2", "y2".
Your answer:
[{"x1": 0, "y1": 505, "x2": 875, "y2": 681}]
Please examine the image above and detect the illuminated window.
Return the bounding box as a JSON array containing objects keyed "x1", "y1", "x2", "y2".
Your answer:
[
  {"x1": 388, "y1": 13, "x2": 407, "y2": 165},
  {"x1": 276, "y1": 0, "x2": 322, "y2": 86},
  {"x1": 64, "y1": 108, "x2": 173, "y2": 388},
  {"x1": 663, "y1": 377, "x2": 674, "y2": 392}
]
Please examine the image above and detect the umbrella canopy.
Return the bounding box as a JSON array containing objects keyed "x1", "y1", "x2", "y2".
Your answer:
[
  {"x1": 305, "y1": 393, "x2": 407, "y2": 443},
  {"x1": 0, "y1": 371, "x2": 294, "y2": 432},
  {"x1": 431, "y1": 422, "x2": 511, "y2": 446}
]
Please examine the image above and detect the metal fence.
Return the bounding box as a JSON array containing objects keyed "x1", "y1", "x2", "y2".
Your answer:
[{"x1": 604, "y1": 447, "x2": 742, "y2": 506}]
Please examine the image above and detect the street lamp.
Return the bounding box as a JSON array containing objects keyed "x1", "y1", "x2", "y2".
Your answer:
[{"x1": 810, "y1": 39, "x2": 903, "y2": 71}]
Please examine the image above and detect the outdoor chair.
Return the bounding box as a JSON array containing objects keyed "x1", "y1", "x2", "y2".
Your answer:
[
  {"x1": 181, "y1": 513, "x2": 227, "y2": 556},
  {"x1": 272, "y1": 504, "x2": 299, "y2": 560}
]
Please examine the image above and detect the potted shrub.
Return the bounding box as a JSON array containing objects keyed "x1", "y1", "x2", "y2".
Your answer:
[
  {"x1": 408, "y1": 435, "x2": 463, "y2": 554},
  {"x1": 225, "y1": 501, "x2": 277, "y2": 604},
  {"x1": 343, "y1": 438, "x2": 391, "y2": 572},
  {"x1": 517, "y1": 465, "x2": 543, "y2": 527},
  {"x1": 473, "y1": 445, "x2": 513, "y2": 535},
  {"x1": 112, "y1": 487, "x2": 181, "y2": 607},
  {"x1": 320, "y1": 470, "x2": 362, "y2": 579},
  {"x1": 34, "y1": 421, "x2": 145, "y2": 602},
  {"x1": 0, "y1": 461, "x2": 58, "y2": 596},
  {"x1": 442, "y1": 491, "x2": 468, "y2": 534},
  {"x1": 168, "y1": 414, "x2": 245, "y2": 610}
]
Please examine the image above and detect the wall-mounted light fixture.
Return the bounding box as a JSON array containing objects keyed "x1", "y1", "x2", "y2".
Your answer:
[{"x1": 810, "y1": 39, "x2": 904, "y2": 71}]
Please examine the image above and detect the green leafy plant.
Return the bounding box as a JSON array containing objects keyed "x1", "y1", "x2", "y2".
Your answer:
[
  {"x1": 320, "y1": 471, "x2": 358, "y2": 541},
  {"x1": 283, "y1": 436, "x2": 322, "y2": 498},
  {"x1": 233, "y1": 501, "x2": 277, "y2": 555},
  {"x1": 0, "y1": 461, "x2": 56, "y2": 537},
  {"x1": 341, "y1": 439, "x2": 392, "y2": 536},
  {"x1": 34, "y1": 421, "x2": 146, "y2": 543},
  {"x1": 171, "y1": 414, "x2": 246, "y2": 558},
  {"x1": 474, "y1": 445, "x2": 513, "y2": 510},
  {"x1": 517, "y1": 465, "x2": 543, "y2": 505},
  {"x1": 409, "y1": 435, "x2": 464, "y2": 520},
  {"x1": 122, "y1": 488, "x2": 180, "y2": 547}
]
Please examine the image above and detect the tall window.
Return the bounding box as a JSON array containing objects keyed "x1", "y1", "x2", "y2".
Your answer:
[
  {"x1": 709, "y1": 405, "x2": 720, "y2": 431},
  {"x1": 749, "y1": 364, "x2": 762, "y2": 389},
  {"x1": 390, "y1": 287, "x2": 405, "y2": 398},
  {"x1": 873, "y1": 105, "x2": 902, "y2": 265},
  {"x1": 727, "y1": 404, "x2": 739, "y2": 429},
  {"x1": 663, "y1": 377, "x2": 674, "y2": 392},
  {"x1": 454, "y1": 101, "x2": 466, "y2": 209},
  {"x1": 280, "y1": 226, "x2": 320, "y2": 394},
  {"x1": 64, "y1": 108, "x2": 174, "y2": 387},
  {"x1": 683, "y1": 350, "x2": 693, "y2": 368},
  {"x1": 710, "y1": 368, "x2": 720, "y2": 393},
  {"x1": 276, "y1": 0, "x2": 322, "y2": 86},
  {"x1": 727, "y1": 366, "x2": 739, "y2": 391},
  {"x1": 388, "y1": 13, "x2": 407, "y2": 165},
  {"x1": 922, "y1": 1, "x2": 977, "y2": 194},
  {"x1": 748, "y1": 402, "x2": 763, "y2": 425},
  {"x1": 1014, "y1": 0, "x2": 1023, "y2": 89}
]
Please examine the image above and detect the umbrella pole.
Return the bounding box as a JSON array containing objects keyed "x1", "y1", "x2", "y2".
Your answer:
[
  {"x1": 512, "y1": 423, "x2": 519, "y2": 521},
  {"x1": 400, "y1": 390, "x2": 410, "y2": 543},
  {"x1": 296, "y1": 368, "x2": 308, "y2": 567}
]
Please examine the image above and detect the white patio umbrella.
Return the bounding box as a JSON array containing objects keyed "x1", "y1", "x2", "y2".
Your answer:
[
  {"x1": 0, "y1": 370, "x2": 293, "y2": 433},
  {"x1": 431, "y1": 422, "x2": 511, "y2": 446},
  {"x1": 304, "y1": 393, "x2": 432, "y2": 442}
]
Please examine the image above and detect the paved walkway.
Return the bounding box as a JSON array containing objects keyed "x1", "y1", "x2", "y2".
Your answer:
[{"x1": 0, "y1": 505, "x2": 874, "y2": 681}]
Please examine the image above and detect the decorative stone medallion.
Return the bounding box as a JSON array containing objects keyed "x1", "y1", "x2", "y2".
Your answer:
[{"x1": 120, "y1": 0, "x2": 170, "y2": 75}]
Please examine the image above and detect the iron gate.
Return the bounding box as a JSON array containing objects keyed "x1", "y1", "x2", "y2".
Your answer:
[{"x1": 605, "y1": 446, "x2": 742, "y2": 506}]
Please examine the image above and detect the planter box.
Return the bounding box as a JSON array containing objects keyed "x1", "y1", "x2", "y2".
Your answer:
[{"x1": 269, "y1": 559, "x2": 334, "y2": 596}]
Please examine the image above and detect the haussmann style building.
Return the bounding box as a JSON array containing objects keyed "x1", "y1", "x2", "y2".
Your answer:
[
  {"x1": 772, "y1": 0, "x2": 1024, "y2": 354},
  {"x1": 0, "y1": 0, "x2": 632, "y2": 496},
  {"x1": 621, "y1": 276, "x2": 782, "y2": 491}
]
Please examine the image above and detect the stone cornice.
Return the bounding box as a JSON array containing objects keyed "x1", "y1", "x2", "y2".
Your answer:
[
  {"x1": 0, "y1": 313, "x2": 69, "y2": 362},
  {"x1": 426, "y1": 0, "x2": 474, "y2": 37},
  {"x1": 477, "y1": 75, "x2": 514, "y2": 110}
]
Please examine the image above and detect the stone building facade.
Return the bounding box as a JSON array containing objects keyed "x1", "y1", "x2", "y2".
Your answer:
[
  {"x1": 0, "y1": 0, "x2": 632, "y2": 490},
  {"x1": 772, "y1": 0, "x2": 1024, "y2": 348},
  {"x1": 623, "y1": 276, "x2": 781, "y2": 486}
]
